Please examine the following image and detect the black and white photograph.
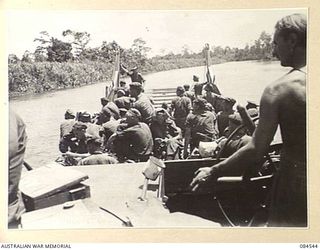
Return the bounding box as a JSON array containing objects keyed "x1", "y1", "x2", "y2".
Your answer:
[{"x1": 6, "y1": 7, "x2": 309, "y2": 234}]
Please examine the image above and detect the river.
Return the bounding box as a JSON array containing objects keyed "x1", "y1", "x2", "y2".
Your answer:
[{"x1": 9, "y1": 60, "x2": 289, "y2": 168}]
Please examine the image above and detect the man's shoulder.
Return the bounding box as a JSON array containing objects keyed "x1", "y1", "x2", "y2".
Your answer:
[
  {"x1": 200, "y1": 110, "x2": 213, "y2": 117},
  {"x1": 123, "y1": 123, "x2": 142, "y2": 131},
  {"x1": 107, "y1": 101, "x2": 120, "y2": 110},
  {"x1": 86, "y1": 122, "x2": 101, "y2": 128},
  {"x1": 266, "y1": 69, "x2": 306, "y2": 96},
  {"x1": 139, "y1": 122, "x2": 151, "y2": 129},
  {"x1": 166, "y1": 118, "x2": 175, "y2": 125},
  {"x1": 136, "y1": 93, "x2": 148, "y2": 101},
  {"x1": 182, "y1": 96, "x2": 191, "y2": 102},
  {"x1": 186, "y1": 112, "x2": 196, "y2": 120},
  {"x1": 240, "y1": 135, "x2": 252, "y2": 144},
  {"x1": 286, "y1": 68, "x2": 306, "y2": 86},
  {"x1": 103, "y1": 119, "x2": 120, "y2": 128},
  {"x1": 137, "y1": 94, "x2": 154, "y2": 107},
  {"x1": 86, "y1": 123, "x2": 101, "y2": 135},
  {"x1": 61, "y1": 132, "x2": 74, "y2": 141},
  {"x1": 61, "y1": 119, "x2": 75, "y2": 125},
  {"x1": 172, "y1": 96, "x2": 179, "y2": 103},
  {"x1": 260, "y1": 68, "x2": 306, "y2": 108},
  {"x1": 114, "y1": 96, "x2": 127, "y2": 101}
]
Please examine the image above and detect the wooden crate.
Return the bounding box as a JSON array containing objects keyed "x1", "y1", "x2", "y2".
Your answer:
[
  {"x1": 20, "y1": 164, "x2": 90, "y2": 211},
  {"x1": 22, "y1": 183, "x2": 91, "y2": 211}
]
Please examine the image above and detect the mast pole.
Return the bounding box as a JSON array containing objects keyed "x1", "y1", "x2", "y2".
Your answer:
[
  {"x1": 204, "y1": 43, "x2": 221, "y2": 95},
  {"x1": 106, "y1": 47, "x2": 121, "y2": 101}
]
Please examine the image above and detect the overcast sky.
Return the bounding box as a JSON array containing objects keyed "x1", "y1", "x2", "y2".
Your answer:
[{"x1": 6, "y1": 8, "x2": 306, "y2": 58}]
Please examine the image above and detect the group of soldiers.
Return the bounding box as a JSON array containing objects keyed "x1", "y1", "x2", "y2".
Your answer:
[{"x1": 58, "y1": 72, "x2": 259, "y2": 167}]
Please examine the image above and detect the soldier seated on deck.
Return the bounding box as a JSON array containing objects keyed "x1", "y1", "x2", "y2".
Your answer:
[
  {"x1": 116, "y1": 81, "x2": 130, "y2": 96},
  {"x1": 77, "y1": 136, "x2": 118, "y2": 166},
  {"x1": 60, "y1": 109, "x2": 76, "y2": 139},
  {"x1": 114, "y1": 89, "x2": 134, "y2": 110},
  {"x1": 129, "y1": 82, "x2": 155, "y2": 124},
  {"x1": 58, "y1": 122, "x2": 90, "y2": 165},
  {"x1": 100, "y1": 97, "x2": 120, "y2": 120},
  {"x1": 108, "y1": 108, "x2": 153, "y2": 163},
  {"x1": 77, "y1": 111, "x2": 101, "y2": 138},
  {"x1": 216, "y1": 97, "x2": 236, "y2": 137},
  {"x1": 150, "y1": 108, "x2": 183, "y2": 160},
  {"x1": 183, "y1": 98, "x2": 218, "y2": 159},
  {"x1": 98, "y1": 108, "x2": 121, "y2": 149}
]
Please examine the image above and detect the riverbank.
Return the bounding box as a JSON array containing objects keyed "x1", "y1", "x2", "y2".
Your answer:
[
  {"x1": 8, "y1": 58, "x2": 205, "y2": 98},
  {"x1": 9, "y1": 57, "x2": 270, "y2": 99},
  {"x1": 8, "y1": 60, "x2": 113, "y2": 98}
]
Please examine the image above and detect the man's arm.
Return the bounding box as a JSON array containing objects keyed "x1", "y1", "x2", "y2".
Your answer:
[
  {"x1": 120, "y1": 64, "x2": 130, "y2": 75},
  {"x1": 186, "y1": 98, "x2": 192, "y2": 113},
  {"x1": 168, "y1": 120, "x2": 182, "y2": 140},
  {"x1": 59, "y1": 137, "x2": 69, "y2": 153},
  {"x1": 63, "y1": 152, "x2": 90, "y2": 159},
  {"x1": 190, "y1": 85, "x2": 281, "y2": 188},
  {"x1": 105, "y1": 133, "x2": 117, "y2": 151},
  {"x1": 139, "y1": 73, "x2": 145, "y2": 83},
  {"x1": 170, "y1": 100, "x2": 175, "y2": 113}
]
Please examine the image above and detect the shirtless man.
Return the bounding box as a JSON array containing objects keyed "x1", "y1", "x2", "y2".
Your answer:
[
  {"x1": 121, "y1": 64, "x2": 145, "y2": 86},
  {"x1": 190, "y1": 13, "x2": 307, "y2": 227}
]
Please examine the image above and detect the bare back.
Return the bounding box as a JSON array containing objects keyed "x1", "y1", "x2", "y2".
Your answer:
[{"x1": 273, "y1": 68, "x2": 306, "y2": 162}]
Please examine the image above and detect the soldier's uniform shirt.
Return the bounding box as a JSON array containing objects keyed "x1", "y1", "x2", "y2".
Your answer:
[
  {"x1": 85, "y1": 123, "x2": 102, "y2": 138},
  {"x1": 218, "y1": 134, "x2": 251, "y2": 158},
  {"x1": 133, "y1": 93, "x2": 155, "y2": 123},
  {"x1": 150, "y1": 118, "x2": 182, "y2": 158},
  {"x1": 114, "y1": 96, "x2": 132, "y2": 110},
  {"x1": 60, "y1": 119, "x2": 76, "y2": 138},
  {"x1": 171, "y1": 96, "x2": 192, "y2": 130},
  {"x1": 184, "y1": 91, "x2": 195, "y2": 103},
  {"x1": 103, "y1": 101, "x2": 120, "y2": 120},
  {"x1": 128, "y1": 72, "x2": 145, "y2": 84},
  {"x1": 113, "y1": 122, "x2": 153, "y2": 162},
  {"x1": 100, "y1": 119, "x2": 121, "y2": 144},
  {"x1": 186, "y1": 110, "x2": 218, "y2": 147},
  {"x1": 150, "y1": 118, "x2": 179, "y2": 139},
  {"x1": 217, "y1": 110, "x2": 235, "y2": 137}
]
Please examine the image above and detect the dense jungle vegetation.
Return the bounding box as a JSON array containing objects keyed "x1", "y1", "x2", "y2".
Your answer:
[{"x1": 8, "y1": 30, "x2": 274, "y2": 97}]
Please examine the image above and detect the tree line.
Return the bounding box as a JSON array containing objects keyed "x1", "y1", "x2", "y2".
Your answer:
[{"x1": 8, "y1": 30, "x2": 275, "y2": 97}]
